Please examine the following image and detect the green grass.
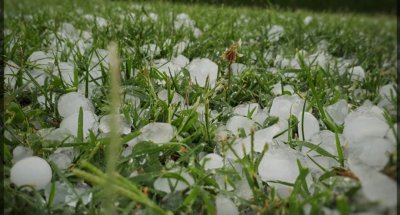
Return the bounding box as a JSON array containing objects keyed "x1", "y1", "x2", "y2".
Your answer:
[{"x1": 3, "y1": 0, "x2": 397, "y2": 214}]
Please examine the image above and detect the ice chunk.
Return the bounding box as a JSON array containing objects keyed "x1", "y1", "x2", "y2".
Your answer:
[
  {"x1": 349, "y1": 66, "x2": 365, "y2": 81},
  {"x1": 271, "y1": 82, "x2": 294, "y2": 96},
  {"x1": 232, "y1": 103, "x2": 260, "y2": 118},
  {"x1": 343, "y1": 111, "x2": 389, "y2": 143},
  {"x1": 216, "y1": 195, "x2": 239, "y2": 215},
  {"x1": 54, "y1": 62, "x2": 74, "y2": 86},
  {"x1": 269, "y1": 95, "x2": 305, "y2": 120},
  {"x1": 157, "y1": 89, "x2": 185, "y2": 106},
  {"x1": 28, "y1": 51, "x2": 54, "y2": 70},
  {"x1": 200, "y1": 153, "x2": 224, "y2": 170},
  {"x1": 187, "y1": 58, "x2": 218, "y2": 88},
  {"x1": 99, "y1": 114, "x2": 131, "y2": 135},
  {"x1": 44, "y1": 181, "x2": 69, "y2": 205},
  {"x1": 172, "y1": 55, "x2": 189, "y2": 68},
  {"x1": 348, "y1": 157, "x2": 397, "y2": 208},
  {"x1": 230, "y1": 63, "x2": 247, "y2": 76},
  {"x1": 10, "y1": 156, "x2": 52, "y2": 190},
  {"x1": 90, "y1": 49, "x2": 109, "y2": 70},
  {"x1": 12, "y1": 146, "x2": 33, "y2": 163},
  {"x1": 57, "y1": 92, "x2": 95, "y2": 118},
  {"x1": 297, "y1": 112, "x2": 320, "y2": 141},
  {"x1": 308, "y1": 130, "x2": 344, "y2": 156},
  {"x1": 59, "y1": 22, "x2": 78, "y2": 41},
  {"x1": 49, "y1": 148, "x2": 74, "y2": 170},
  {"x1": 127, "y1": 122, "x2": 175, "y2": 147},
  {"x1": 325, "y1": 99, "x2": 349, "y2": 125},
  {"x1": 65, "y1": 182, "x2": 93, "y2": 207},
  {"x1": 226, "y1": 116, "x2": 256, "y2": 137},
  {"x1": 235, "y1": 177, "x2": 253, "y2": 200},
  {"x1": 385, "y1": 124, "x2": 397, "y2": 145},
  {"x1": 153, "y1": 169, "x2": 194, "y2": 193},
  {"x1": 59, "y1": 110, "x2": 99, "y2": 139},
  {"x1": 252, "y1": 109, "x2": 269, "y2": 125},
  {"x1": 4, "y1": 60, "x2": 19, "y2": 88},
  {"x1": 268, "y1": 25, "x2": 284, "y2": 42},
  {"x1": 43, "y1": 127, "x2": 75, "y2": 143},
  {"x1": 140, "y1": 44, "x2": 160, "y2": 58},
  {"x1": 173, "y1": 40, "x2": 189, "y2": 55},
  {"x1": 155, "y1": 61, "x2": 182, "y2": 77}
]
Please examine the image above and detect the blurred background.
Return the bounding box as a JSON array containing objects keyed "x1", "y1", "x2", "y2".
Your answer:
[{"x1": 141, "y1": 0, "x2": 397, "y2": 14}]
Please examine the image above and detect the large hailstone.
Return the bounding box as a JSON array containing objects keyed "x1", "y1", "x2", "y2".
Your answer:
[
  {"x1": 297, "y1": 112, "x2": 320, "y2": 141},
  {"x1": 226, "y1": 116, "x2": 256, "y2": 137},
  {"x1": 153, "y1": 169, "x2": 194, "y2": 193},
  {"x1": 215, "y1": 194, "x2": 239, "y2": 215},
  {"x1": 10, "y1": 156, "x2": 52, "y2": 190},
  {"x1": 269, "y1": 95, "x2": 305, "y2": 120},
  {"x1": 99, "y1": 114, "x2": 131, "y2": 135},
  {"x1": 54, "y1": 62, "x2": 74, "y2": 86},
  {"x1": 200, "y1": 153, "x2": 224, "y2": 170},
  {"x1": 59, "y1": 110, "x2": 99, "y2": 139},
  {"x1": 28, "y1": 51, "x2": 54, "y2": 70},
  {"x1": 57, "y1": 92, "x2": 95, "y2": 118},
  {"x1": 172, "y1": 55, "x2": 190, "y2": 68},
  {"x1": 187, "y1": 58, "x2": 218, "y2": 88},
  {"x1": 325, "y1": 99, "x2": 349, "y2": 125}
]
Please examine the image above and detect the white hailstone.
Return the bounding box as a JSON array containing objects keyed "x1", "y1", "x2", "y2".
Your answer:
[
  {"x1": 378, "y1": 84, "x2": 396, "y2": 114},
  {"x1": 269, "y1": 95, "x2": 305, "y2": 120},
  {"x1": 23, "y1": 69, "x2": 48, "y2": 89},
  {"x1": 195, "y1": 104, "x2": 218, "y2": 123},
  {"x1": 308, "y1": 130, "x2": 343, "y2": 156},
  {"x1": 230, "y1": 63, "x2": 247, "y2": 76},
  {"x1": 232, "y1": 103, "x2": 260, "y2": 118},
  {"x1": 306, "y1": 51, "x2": 330, "y2": 69},
  {"x1": 12, "y1": 146, "x2": 33, "y2": 163},
  {"x1": 379, "y1": 84, "x2": 396, "y2": 99},
  {"x1": 124, "y1": 94, "x2": 141, "y2": 108},
  {"x1": 142, "y1": 12, "x2": 158, "y2": 22},
  {"x1": 59, "y1": 22, "x2": 78, "y2": 41},
  {"x1": 10, "y1": 156, "x2": 52, "y2": 190},
  {"x1": 214, "y1": 174, "x2": 234, "y2": 191},
  {"x1": 200, "y1": 153, "x2": 224, "y2": 170},
  {"x1": 226, "y1": 116, "x2": 256, "y2": 137},
  {"x1": 317, "y1": 40, "x2": 330, "y2": 51},
  {"x1": 325, "y1": 99, "x2": 349, "y2": 125},
  {"x1": 348, "y1": 157, "x2": 397, "y2": 208},
  {"x1": 385, "y1": 124, "x2": 397, "y2": 145},
  {"x1": 174, "y1": 13, "x2": 195, "y2": 30},
  {"x1": 126, "y1": 123, "x2": 175, "y2": 150},
  {"x1": 153, "y1": 169, "x2": 194, "y2": 193},
  {"x1": 253, "y1": 109, "x2": 269, "y2": 125},
  {"x1": 54, "y1": 62, "x2": 74, "y2": 86},
  {"x1": 90, "y1": 49, "x2": 110, "y2": 70},
  {"x1": 271, "y1": 82, "x2": 294, "y2": 95},
  {"x1": 347, "y1": 137, "x2": 394, "y2": 171},
  {"x1": 172, "y1": 55, "x2": 189, "y2": 68},
  {"x1": 227, "y1": 125, "x2": 281, "y2": 159},
  {"x1": 44, "y1": 181, "x2": 69, "y2": 205},
  {"x1": 187, "y1": 58, "x2": 218, "y2": 88},
  {"x1": 297, "y1": 112, "x2": 320, "y2": 141},
  {"x1": 57, "y1": 92, "x2": 95, "y2": 118},
  {"x1": 28, "y1": 51, "x2": 54, "y2": 70},
  {"x1": 49, "y1": 148, "x2": 74, "y2": 170},
  {"x1": 156, "y1": 61, "x2": 182, "y2": 77},
  {"x1": 215, "y1": 194, "x2": 239, "y2": 215},
  {"x1": 78, "y1": 81, "x2": 100, "y2": 98},
  {"x1": 349, "y1": 66, "x2": 365, "y2": 81},
  {"x1": 93, "y1": 16, "x2": 108, "y2": 28},
  {"x1": 4, "y1": 60, "x2": 19, "y2": 88},
  {"x1": 65, "y1": 182, "x2": 93, "y2": 207},
  {"x1": 343, "y1": 111, "x2": 389, "y2": 144},
  {"x1": 140, "y1": 44, "x2": 160, "y2": 58},
  {"x1": 193, "y1": 27, "x2": 203, "y2": 38},
  {"x1": 173, "y1": 40, "x2": 189, "y2": 55},
  {"x1": 99, "y1": 114, "x2": 131, "y2": 135},
  {"x1": 60, "y1": 110, "x2": 99, "y2": 139},
  {"x1": 157, "y1": 89, "x2": 185, "y2": 106},
  {"x1": 303, "y1": 16, "x2": 313, "y2": 25},
  {"x1": 235, "y1": 177, "x2": 253, "y2": 200},
  {"x1": 268, "y1": 25, "x2": 284, "y2": 42}
]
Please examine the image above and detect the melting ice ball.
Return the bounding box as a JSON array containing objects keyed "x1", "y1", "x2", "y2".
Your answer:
[{"x1": 10, "y1": 156, "x2": 52, "y2": 190}]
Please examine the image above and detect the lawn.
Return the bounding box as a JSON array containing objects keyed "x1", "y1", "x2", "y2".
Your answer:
[{"x1": 3, "y1": 0, "x2": 397, "y2": 214}]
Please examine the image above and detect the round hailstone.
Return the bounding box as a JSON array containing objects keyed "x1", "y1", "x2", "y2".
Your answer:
[
  {"x1": 187, "y1": 58, "x2": 218, "y2": 88},
  {"x1": 153, "y1": 170, "x2": 194, "y2": 193},
  {"x1": 12, "y1": 146, "x2": 33, "y2": 163},
  {"x1": 343, "y1": 111, "x2": 389, "y2": 143},
  {"x1": 230, "y1": 63, "x2": 247, "y2": 76},
  {"x1": 325, "y1": 99, "x2": 349, "y2": 125},
  {"x1": 57, "y1": 92, "x2": 95, "y2": 118},
  {"x1": 99, "y1": 114, "x2": 131, "y2": 135},
  {"x1": 59, "y1": 110, "x2": 99, "y2": 139},
  {"x1": 10, "y1": 156, "x2": 52, "y2": 190},
  {"x1": 215, "y1": 194, "x2": 239, "y2": 215},
  {"x1": 271, "y1": 82, "x2": 294, "y2": 96},
  {"x1": 172, "y1": 55, "x2": 189, "y2": 68},
  {"x1": 226, "y1": 116, "x2": 256, "y2": 137},
  {"x1": 4, "y1": 60, "x2": 19, "y2": 88},
  {"x1": 269, "y1": 95, "x2": 305, "y2": 120},
  {"x1": 349, "y1": 66, "x2": 365, "y2": 81},
  {"x1": 297, "y1": 112, "x2": 320, "y2": 141},
  {"x1": 232, "y1": 103, "x2": 260, "y2": 118},
  {"x1": 267, "y1": 25, "x2": 284, "y2": 42},
  {"x1": 200, "y1": 153, "x2": 224, "y2": 170},
  {"x1": 157, "y1": 89, "x2": 185, "y2": 106},
  {"x1": 54, "y1": 62, "x2": 74, "y2": 86}
]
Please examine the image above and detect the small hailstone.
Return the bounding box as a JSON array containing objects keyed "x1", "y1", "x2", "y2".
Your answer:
[
  {"x1": 59, "y1": 110, "x2": 99, "y2": 139},
  {"x1": 126, "y1": 123, "x2": 175, "y2": 149},
  {"x1": 303, "y1": 16, "x2": 313, "y2": 25},
  {"x1": 54, "y1": 62, "x2": 74, "y2": 86},
  {"x1": 379, "y1": 84, "x2": 396, "y2": 99},
  {"x1": 308, "y1": 130, "x2": 344, "y2": 156},
  {"x1": 49, "y1": 148, "x2": 74, "y2": 170},
  {"x1": 173, "y1": 41, "x2": 189, "y2": 55},
  {"x1": 230, "y1": 63, "x2": 247, "y2": 76},
  {"x1": 95, "y1": 16, "x2": 108, "y2": 28},
  {"x1": 232, "y1": 103, "x2": 260, "y2": 118},
  {"x1": 57, "y1": 92, "x2": 95, "y2": 118},
  {"x1": 235, "y1": 177, "x2": 253, "y2": 200},
  {"x1": 43, "y1": 127, "x2": 75, "y2": 143},
  {"x1": 172, "y1": 55, "x2": 189, "y2": 68},
  {"x1": 10, "y1": 156, "x2": 52, "y2": 190},
  {"x1": 200, "y1": 153, "x2": 224, "y2": 170},
  {"x1": 142, "y1": 12, "x2": 158, "y2": 22},
  {"x1": 325, "y1": 99, "x2": 349, "y2": 125},
  {"x1": 385, "y1": 124, "x2": 397, "y2": 145},
  {"x1": 65, "y1": 182, "x2": 93, "y2": 207},
  {"x1": 78, "y1": 81, "x2": 101, "y2": 98},
  {"x1": 268, "y1": 25, "x2": 284, "y2": 42},
  {"x1": 44, "y1": 181, "x2": 69, "y2": 205},
  {"x1": 4, "y1": 60, "x2": 19, "y2": 88},
  {"x1": 193, "y1": 27, "x2": 202, "y2": 38},
  {"x1": 269, "y1": 95, "x2": 305, "y2": 120},
  {"x1": 187, "y1": 58, "x2": 218, "y2": 88},
  {"x1": 252, "y1": 109, "x2": 269, "y2": 125},
  {"x1": 226, "y1": 116, "x2": 256, "y2": 137},
  {"x1": 124, "y1": 94, "x2": 141, "y2": 108},
  {"x1": 214, "y1": 174, "x2": 234, "y2": 191},
  {"x1": 271, "y1": 82, "x2": 294, "y2": 95},
  {"x1": 157, "y1": 89, "x2": 185, "y2": 106},
  {"x1": 153, "y1": 169, "x2": 194, "y2": 193},
  {"x1": 28, "y1": 51, "x2": 54, "y2": 70},
  {"x1": 349, "y1": 66, "x2": 365, "y2": 81},
  {"x1": 174, "y1": 13, "x2": 195, "y2": 30},
  {"x1": 297, "y1": 112, "x2": 320, "y2": 141},
  {"x1": 155, "y1": 61, "x2": 182, "y2": 77},
  {"x1": 215, "y1": 194, "x2": 239, "y2": 215},
  {"x1": 343, "y1": 111, "x2": 389, "y2": 143},
  {"x1": 99, "y1": 114, "x2": 131, "y2": 135},
  {"x1": 59, "y1": 22, "x2": 78, "y2": 41},
  {"x1": 12, "y1": 146, "x2": 33, "y2": 163},
  {"x1": 140, "y1": 44, "x2": 160, "y2": 58}
]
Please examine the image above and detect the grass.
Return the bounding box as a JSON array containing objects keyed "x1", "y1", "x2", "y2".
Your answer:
[{"x1": 2, "y1": 0, "x2": 397, "y2": 214}]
